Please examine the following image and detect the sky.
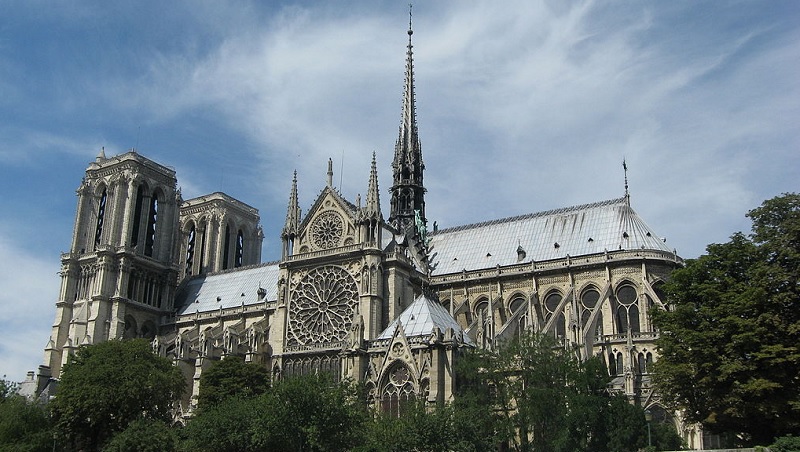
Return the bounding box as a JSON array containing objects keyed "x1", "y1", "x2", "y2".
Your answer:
[{"x1": 0, "y1": 1, "x2": 797, "y2": 382}]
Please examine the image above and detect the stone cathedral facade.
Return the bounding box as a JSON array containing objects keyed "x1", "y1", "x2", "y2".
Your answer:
[{"x1": 38, "y1": 19, "x2": 700, "y2": 448}]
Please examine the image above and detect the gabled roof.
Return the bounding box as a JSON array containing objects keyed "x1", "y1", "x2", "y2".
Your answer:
[
  {"x1": 175, "y1": 262, "x2": 280, "y2": 315},
  {"x1": 298, "y1": 185, "x2": 358, "y2": 231},
  {"x1": 428, "y1": 197, "x2": 673, "y2": 275},
  {"x1": 376, "y1": 294, "x2": 473, "y2": 344}
]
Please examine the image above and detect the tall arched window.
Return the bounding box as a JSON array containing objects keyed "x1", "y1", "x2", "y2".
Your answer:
[
  {"x1": 185, "y1": 225, "x2": 196, "y2": 276},
  {"x1": 130, "y1": 186, "x2": 144, "y2": 248},
  {"x1": 94, "y1": 188, "x2": 107, "y2": 249},
  {"x1": 144, "y1": 194, "x2": 158, "y2": 257},
  {"x1": 544, "y1": 291, "x2": 565, "y2": 339},
  {"x1": 235, "y1": 229, "x2": 244, "y2": 268},
  {"x1": 509, "y1": 296, "x2": 527, "y2": 333},
  {"x1": 380, "y1": 363, "x2": 415, "y2": 417},
  {"x1": 222, "y1": 225, "x2": 231, "y2": 270},
  {"x1": 615, "y1": 284, "x2": 640, "y2": 334}
]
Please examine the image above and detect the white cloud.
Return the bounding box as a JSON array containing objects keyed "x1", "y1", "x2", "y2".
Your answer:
[{"x1": 0, "y1": 230, "x2": 60, "y2": 383}]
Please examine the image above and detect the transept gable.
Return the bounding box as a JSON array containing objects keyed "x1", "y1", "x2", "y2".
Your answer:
[
  {"x1": 377, "y1": 323, "x2": 421, "y2": 388},
  {"x1": 295, "y1": 187, "x2": 359, "y2": 253}
]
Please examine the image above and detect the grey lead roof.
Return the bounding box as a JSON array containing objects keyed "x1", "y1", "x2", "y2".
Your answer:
[
  {"x1": 428, "y1": 197, "x2": 673, "y2": 275},
  {"x1": 376, "y1": 294, "x2": 473, "y2": 344},
  {"x1": 175, "y1": 262, "x2": 280, "y2": 316}
]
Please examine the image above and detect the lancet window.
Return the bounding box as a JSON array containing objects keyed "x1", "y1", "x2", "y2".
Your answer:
[
  {"x1": 544, "y1": 291, "x2": 566, "y2": 339},
  {"x1": 614, "y1": 284, "x2": 640, "y2": 334},
  {"x1": 144, "y1": 194, "x2": 158, "y2": 257},
  {"x1": 380, "y1": 363, "x2": 415, "y2": 417},
  {"x1": 580, "y1": 287, "x2": 603, "y2": 338},
  {"x1": 94, "y1": 188, "x2": 107, "y2": 249},
  {"x1": 235, "y1": 229, "x2": 244, "y2": 268},
  {"x1": 185, "y1": 224, "x2": 196, "y2": 276}
]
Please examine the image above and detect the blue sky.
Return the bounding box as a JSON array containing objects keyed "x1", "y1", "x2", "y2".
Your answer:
[{"x1": 0, "y1": 1, "x2": 797, "y2": 382}]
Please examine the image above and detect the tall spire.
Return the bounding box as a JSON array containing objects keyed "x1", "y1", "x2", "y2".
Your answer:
[
  {"x1": 390, "y1": 5, "x2": 426, "y2": 234},
  {"x1": 365, "y1": 152, "x2": 381, "y2": 219},
  {"x1": 283, "y1": 171, "x2": 300, "y2": 238}
]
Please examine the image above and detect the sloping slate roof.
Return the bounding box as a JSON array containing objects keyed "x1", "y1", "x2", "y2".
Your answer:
[
  {"x1": 377, "y1": 294, "x2": 473, "y2": 344},
  {"x1": 428, "y1": 197, "x2": 672, "y2": 275},
  {"x1": 175, "y1": 262, "x2": 280, "y2": 315}
]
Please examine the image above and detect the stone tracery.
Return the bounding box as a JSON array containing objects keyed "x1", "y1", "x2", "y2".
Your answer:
[{"x1": 287, "y1": 265, "x2": 358, "y2": 346}]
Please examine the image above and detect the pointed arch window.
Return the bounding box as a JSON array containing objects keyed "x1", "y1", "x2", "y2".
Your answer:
[
  {"x1": 544, "y1": 292, "x2": 566, "y2": 339},
  {"x1": 130, "y1": 186, "x2": 144, "y2": 248},
  {"x1": 144, "y1": 194, "x2": 158, "y2": 257},
  {"x1": 380, "y1": 363, "x2": 415, "y2": 417},
  {"x1": 185, "y1": 225, "x2": 196, "y2": 276},
  {"x1": 509, "y1": 296, "x2": 528, "y2": 334},
  {"x1": 94, "y1": 188, "x2": 107, "y2": 249},
  {"x1": 222, "y1": 225, "x2": 231, "y2": 270},
  {"x1": 615, "y1": 284, "x2": 641, "y2": 334},
  {"x1": 235, "y1": 229, "x2": 244, "y2": 268}
]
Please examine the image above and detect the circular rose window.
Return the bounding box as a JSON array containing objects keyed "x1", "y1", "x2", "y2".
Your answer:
[
  {"x1": 288, "y1": 266, "x2": 358, "y2": 346},
  {"x1": 311, "y1": 211, "x2": 344, "y2": 250}
]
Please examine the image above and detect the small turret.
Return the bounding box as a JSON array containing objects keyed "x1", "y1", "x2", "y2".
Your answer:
[{"x1": 282, "y1": 171, "x2": 300, "y2": 258}]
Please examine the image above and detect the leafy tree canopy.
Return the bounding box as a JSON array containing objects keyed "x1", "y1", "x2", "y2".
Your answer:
[
  {"x1": 196, "y1": 355, "x2": 270, "y2": 411},
  {"x1": 653, "y1": 193, "x2": 800, "y2": 446},
  {"x1": 184, "y1": 373, "x2": 368, "y2": 452},
  {"x1": 457, "y1": 332, "x2": 654, "y2": 452},
  {"x1": 51, "y1": 339, "x2": 185, "y2": 451},
  {"x1": 0, "y1": 378, "x2": 53, "y2": 452}
]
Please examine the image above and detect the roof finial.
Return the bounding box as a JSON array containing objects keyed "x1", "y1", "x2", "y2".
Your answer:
[{"x1": 623, "y1": 158, "x2": 630, "y2": 205}]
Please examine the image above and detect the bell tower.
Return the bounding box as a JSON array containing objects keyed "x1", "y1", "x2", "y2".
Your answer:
[
  {"x1": 389, "y1": 9, "x2": 426, "y2": 235},
  {"x1": 44, "y1": 149, "x2": 181, "y2": 377}
]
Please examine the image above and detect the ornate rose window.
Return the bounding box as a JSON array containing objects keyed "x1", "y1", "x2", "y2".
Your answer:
[
  {"x1": 287, "y1": 266, "x2": 358, "y2": 347},
  {"x1": 310, "y1": 210, "x2": 344, "y2": 250}
]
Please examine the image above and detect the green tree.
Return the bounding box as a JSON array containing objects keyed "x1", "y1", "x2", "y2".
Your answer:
[
  {"x1": 184, "y1": 373, "x2": 367, "y2": 452},
  {"x1": 653, "y1": 193, "x2": 800, "y2": 446},
  {"x1": 102, "y1": 418, "x2": 178, "y2": 452},
  {"x1": 252, "y1": 373, "x2": 368, "y2": 451},
  {"x1": 196, "y1": 355, "x2": 270, "y2": 410},
  {"x1": 0, "y1": 379, "x2": 53, "y2": 452},
  {"x1": 51, "y1": 339, "x2": 185, "y2": 451},
  {"x1": 180, "y1": 396, "x2": 262, "y2": 452},
  {"x1": 459, "y1": 332, "x2": 647, "y2": 452}
]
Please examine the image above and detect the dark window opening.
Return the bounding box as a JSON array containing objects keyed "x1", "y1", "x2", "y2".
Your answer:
[
  {"x1": 130, "y1": 186, "x2": 144, "y2": 247},
  {"x1": 235, "y1": 229, "x2": 244, "y2": 268},
  {"x1": 222, "y1": 225, "x2": 231, "y2": 270},
  {"x1": 144, "y1": 196, "x2": 158, "y2": 257},
  {"x1": 185, "y1": 225, "x2": 196, "y2": 275},
  {"x1": 94, "y1": 189, "x2": 107, "y2": 249}
]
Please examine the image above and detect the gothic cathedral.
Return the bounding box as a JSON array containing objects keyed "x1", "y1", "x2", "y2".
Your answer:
[{"x1": 39, "y1": 16, "x2": 691, "y2": 443}]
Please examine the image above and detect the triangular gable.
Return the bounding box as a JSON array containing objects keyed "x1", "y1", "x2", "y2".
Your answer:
[
  {"x1": 298, "y1": 186, "x2": 358, "y2": 231},
  {"x1": 377, "y1": 321, "x2": 421, "y2": 386}
]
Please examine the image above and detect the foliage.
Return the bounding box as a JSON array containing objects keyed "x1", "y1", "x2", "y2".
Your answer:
[
  {"x1": 103, "y1": 418, "x2": 178, "y2": 452},
  {"x1": 358, "y1": 402, "x2": 456, "y2": 452},
  {"x1": 770, "y1": 435, "x2": 800, "y2": 452},
  {"x1": 183, "y1": 373, "x2": 367, "y2": 452},
  {"x1": 51, "y1": 339, "x2": 185, "y2": 451},
  {"x1": 457, "y1": 332, "x2": 650, "y2": 452},
  {"x1": 0, "y1": 379, "x2": 53, "y2": 452},
  {"x1": 180, "y1": 395, "x2": 263, "y2": 452},
  {"x1": 252, "y1": 373, "x2": 368, "y2": 451},
  {"x1": 653, "y1": 193, "x2": 800, "y2": 446},
  {"x1": 196, "y1": 355, "x2": 270, "y2": 410}
]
